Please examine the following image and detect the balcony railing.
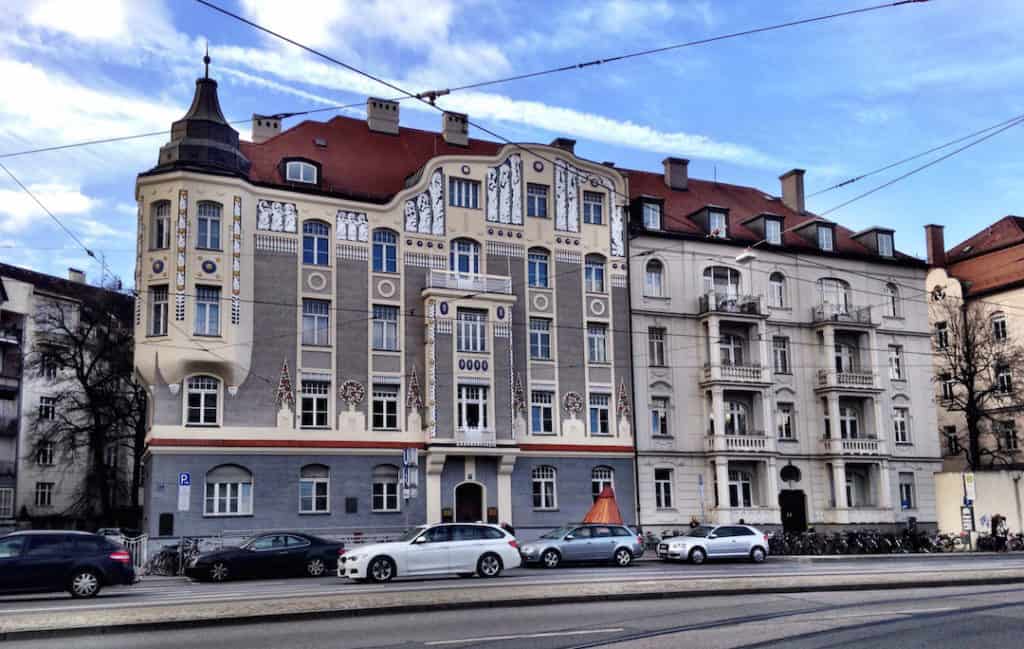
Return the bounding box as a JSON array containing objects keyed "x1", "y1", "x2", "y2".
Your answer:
[
  {"x1": 455, "y1": 428, "x2": 497, "y2": 448},
  {"x1": 698, "y1": 293, "x2": 764, "y2": 316},
  {"x1": 822, "y1": 437, "x2": 883, "y2": 455},
  {"x1": 817, "y1": 369, "x2": 876, "y2": 389},
  {"x1": 702, "y1": 363, "x2": 765, "y2": 384},
  {"x1": 811, "y1": 303, "x2": 873, "y2": 325},
  {"x1": 427, "y1": 270, "x2": 512, "y2": 295},
  {"x1": 706, "y1": 432, "x2": 776, "y2": 453}
]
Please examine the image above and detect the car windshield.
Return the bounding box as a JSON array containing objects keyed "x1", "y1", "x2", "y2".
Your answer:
[
  {"x1": 398, "y1": 526, "x2": 427, "y2": 543},
  {"x1": 539, "y1": 526, "x2": 572, "y2": 540},
  {"x1": 685, "y1": 526, "x2": 715, "y2": 538}
]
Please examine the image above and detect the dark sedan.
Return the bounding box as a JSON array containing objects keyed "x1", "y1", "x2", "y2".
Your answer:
[
  {"x1": 0, "y1": 531, "x2": 138, "y2": 598},
  {"x1": 185, "y1": 532, "x2": 345, "y2": 582}
]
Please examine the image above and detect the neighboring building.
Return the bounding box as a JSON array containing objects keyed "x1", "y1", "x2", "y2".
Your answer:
[
  {"x1": 0, "y1": 264, "x2": 134, "y2": 528},
  {"x1": 627, "y1": 161, "x2": 940, "y2": 531},
  {"x1": 136, "y1": 68, "x2": 635, "y2": 539}
]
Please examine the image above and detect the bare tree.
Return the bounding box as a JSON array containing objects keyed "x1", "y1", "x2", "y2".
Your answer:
[
  {"x1": 24, "y1": 289, "x2": 144, "y2": 526},
  {"x1": 932, "y1": 294, "x2": 1024, "y2": 470}
]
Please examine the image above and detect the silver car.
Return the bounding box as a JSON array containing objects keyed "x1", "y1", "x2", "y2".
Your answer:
[
  {"x1": 519, "y1": 524, "x2": 644, "y2": 568},
  {"x1": 657, "y1": 525, "x2": 769, "y2": 564}
]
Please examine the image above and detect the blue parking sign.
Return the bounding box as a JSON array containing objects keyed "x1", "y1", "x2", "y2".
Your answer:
[{"x1": 179, "y1": 472, "x2": 191, "y2": 487}]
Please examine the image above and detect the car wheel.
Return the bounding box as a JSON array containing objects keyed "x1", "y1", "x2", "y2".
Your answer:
[
  {"x1": 477, "y1": 553, "x2": 503, "y2": 578},
  {"x1": 689, "y1": 547, "x2": 707, "y2": 565},
  {"x1": 306, "y1": 558, "x2": 326, "y2": 577},
  {"x1": 541, "y1": 549, "x2": 561, "y2": 569},
  {"x1": 210, "y1": 561, "x2": 230, "y2": 582},
  {"x1": 68, "y1": 569, "x2": 102, "y2": 598},
  {"x1": 614, "y1": 548, "x2": 633, "y2": 567},
  {"x1": 750, "y1": 547, "x2": 767, "y2": 564},
  {"x1": 368, "y1": 557, "x2": 395, "y2": 583}
]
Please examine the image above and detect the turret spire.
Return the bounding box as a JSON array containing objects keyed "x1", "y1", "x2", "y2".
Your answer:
[{"x1": 203, "y1": 42, "x2": 211, "y2": 79}]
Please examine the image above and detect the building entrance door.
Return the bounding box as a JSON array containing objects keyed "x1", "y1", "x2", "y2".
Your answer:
[
  {"x1": 454, "y1": 482, "x2": 484, "y2": 522},
  {"x1": 779, "y1": 490, "x2": 807, "y2": 533}
]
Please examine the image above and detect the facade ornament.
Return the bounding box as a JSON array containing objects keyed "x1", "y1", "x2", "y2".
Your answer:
[
  {"x1": 486, "y1": 154, "x2": 523, "y2": 226},
  {"x1": 340, "y1": 380, "x2": 366, "y2": 407},
  {"x1": 274, "y1": 360, "x2": 295, "y2": 408},
  {"x1": 616, "y1": 380, "x2": 631, "y2": 417},
  {"x1": 562, "y1": 391, "x2": 583, "y2": 417},
  {"x1": 256, "y1": 199, "x2": 298, "y2": 233},
  {"x1": 406, "y1": 370, "x2": 424, "y2": 411},
  {"x1": 337, "y1": 210, "x2": 368, "y2": 242},
  {"x1": 512, "y1": 373, "x2": 526, "y2": 415},
  {"x1": 404, "y1": 168, "x2": 446, "y2": 235}
]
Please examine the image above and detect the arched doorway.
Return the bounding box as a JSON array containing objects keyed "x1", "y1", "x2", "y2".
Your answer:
[
  {"x1": 454, "y1": 482, "x2": 484, "y2": 522},
  {"x1": 779, "y1": 490, "x2": 807, "y2": 533}
]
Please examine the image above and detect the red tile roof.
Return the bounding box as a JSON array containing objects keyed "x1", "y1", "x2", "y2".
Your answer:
[
  {"x1": 945, "y1": 215, "x2": 1024, "y2": 263},
  {"x1": 944, "y1": 216, "x2": 1024, "y2": 296}
]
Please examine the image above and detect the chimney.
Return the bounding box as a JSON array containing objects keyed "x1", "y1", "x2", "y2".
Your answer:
[
  {"x1": 925, "y1": 224, "x2": 946, "y2": 267},
  {"x1": 251, "y1": 114, "x2": 281, "y2": 144},
  {"x1": 779, "y1": 169, "x2": 806, "y2": 214},
  {"x1": 550, "y1": 137, "x2": 576, "y2": 154},
  {"x1": 366, "y1": 97, "x2": 400, "y2": 135},
  {"x1": 441, "y1": 111, "x2": 469, "y2": 146},
  {"x1": 68, "y1": 268, "x2": 85, "y2": 284},
  {"x1": 662, "y1": 157, "x2": 689, "y2": 191}
]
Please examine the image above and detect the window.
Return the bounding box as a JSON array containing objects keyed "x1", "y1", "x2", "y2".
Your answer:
[
  {"x1": 585, "y1": 255, "x2": 606, "y2": 293},
  {"x1": 286, "y1": 160, "x2": 317, "y2": 184},
  {"x1": 531, "y1": 391, "x2": 554, "y2": 435},
  {"x1": 878, "y1": 233, "x2": 894, "y2": 257},
  {"x1": 205, "y1": 465, "x2": 253, "y2": 515},
  {"x1": 728, "y1": 470, "x2": 752, "y2": 508},
  {"x1": 818, "y1": 278, "x2": 851, "y2": 312},
  {"x1": 943, "y1": 425, "x2": 959, "y2": 456},
  {"x1": 371, "y1": 465, "x2": 400, "y2": 512},
  {"x1": 194, "y1": 286, "x2": 221, "y2": 336},
  {"x1": 38, "y1": 396, "x2": 56, "y2": 420},
  {"x1": 720, "y1": 334, "x2": 745, "y2": 366},
  {"x1": 301, "y1": 379, "x2": 330, "y2": 428},
  {"x1": 839, "y1": 406, "x2": 860, "y2": 439},
  {"x1": 644, "y1": 260, "x2": 664, "y2": 297},
  {"x1": 105, "y1": 444, "x2": 118, "y2": 468},
  {"x1": 457, "y1": 384, "x2": 489, "y2": 430},
  {"x1": 34, "y1": 482, "x2": 54, "y2": 508},
  {"x1": 449, "y1": 178, "x2": 480, "y2": 209},
  {"x1": 818, "y1": 226, "x2": 834, "y2": 251},
  {"x1": 935, "y1": 322, "x2": 949, "y2": 349},
  {"x1": 703, "y1": 266, "x2": 740, "y2": 299},
  {"x1": 765, "y1": 219, "x2": 782, "y2": 245},
  {"x1": 151, "y1": 201, "x2": 170, "y2": 249},
  {"x1": 589, "y1": 393, "x2": 610, "y2": 435},
  {"x1": 532, "y1": 466, "x2": 557, "y2": 510},
  {"x1": 529, "y1": 318, "x2": 552, "y2": 360},
  {"x1": 769, "y1": 272, "x2": 786, "y2": 308},
  {"x1": 40, "y1": 353, "x2": 57, "y2": 380},
  {"x1": 527, "y1": 183, "x2": 548, "y2": 218},
  {"x1": 648, "y1": 328, "x2": 666, "y2": 366},
  {"x1": 450, "y1": 238, "x2": 480, "y2": 274},
  {"x1": 37, "y1": 441, "x2": 55, "y2": 466},
  {"x1": 302, "y1": 300, "x2": 330, "y2": 346},
  {"x1": 372, "y1": 230, "x2": 398, "y2": 273},
  {"x1": 587, "y1": 324, "x2": 608, "y2": 363},
  {"x1": 592, "y1": 466, "x2": 614, "y2": 501},
  {"x1": 941, "y1": 373, "x2": 955, "y2": 400},
  {"x1": 372, "y1": 384, "x2": 399, "y2": 430},
  {"x1": 186, "y1": 375, "x2": 220, "y2": 425},
  {"x1": 993, "y1": 313, "x2": 1008, "y2": 341},
  {"x1": 299, "y1": 465, "x2": 329, "y2": 514},
  {"x1": 302, "y1": 221, "x2": 330, "y2": 266},
  {"x1": 651, "y1": 397, "x2": 670, "y2": 436},
  {"x1": 773, "y1": 337, "x2": 790, "y2": 374},
  {"x1": 373, "y1": 305, "x2": 399, "y2": 351},
  {"x1": 893, "y1": 407, "x2": 910, "y2": 443},
  {"x1": 643, "y1": 203, "x2": 661, "y2": 230},
  {"x1": 777, "y1": 403, "x2": 795, "y2": 439},
  {"x1": 997, "y1": 366, "x2": 1013, "y2": 393},
  {"x1": 528, "y1": 250, "x2": 549, "y2": 288},
  {"x1": 725, "y1": 401, "x2": 748, "y2": 435},
  {"x1": 885, "y1": 283, "x2": 900, "y2": 318},
  {"x1": 583, "y1": 191, "x2": 604, "y2": 225},
  {"x1": 457, "y1": 309, "x2": 487, "y2": 353},
  {"x1": 0, "y1": 488, "x2": 12, "y2": 520},
  {"x1": 898, "y1": 472, "x2": 915, "y2": 510},
  {"x1": 150, "y1": 285, "x2": 168, "y2": 336},
  {"x1": 834, "y1": 343, "x2": 857, "y2": 373},
  {"x1": 654, "y1": 468, "x2": 673, "y2": 509},
  {"x1": 1000, "y1": 422, "x2": 1019, "y2": 451},
  {"x1": 196, "y1": 202, "x2": 222, "y2": 250},
  {"x1": 709, "y1": 210, "x2": 727, "y2": 238}
]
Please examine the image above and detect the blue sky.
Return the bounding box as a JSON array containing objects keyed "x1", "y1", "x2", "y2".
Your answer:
[{"x1": 1, "y1": 0, "x2": 1022, "y2": 285}]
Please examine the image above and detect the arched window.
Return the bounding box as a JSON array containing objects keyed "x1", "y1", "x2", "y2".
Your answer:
[
  {"x1": 993, "y1": 312, "x2": 1008, "y2": 341},
  {"x1": 299, "y1": 464, "x2": 329, "y2": 513},
  {"x1": 372, "y1": 229, "x2": 397, "y2": 273},
  {"x1": 719, "y1": 334, "x2": 746, "y2": 366},
  {"x1": 285, "y1": 160, "x2": 317, "y2": 184},
  {"x1": 151, "y1": 201, "x2": 170, "y2": 250},
  {"x1": 644, "y1": 260, "x2": 664, "y2": 297},
  {"x1": 196, "y1": 202, "x2": 222, "y2": 250},
  {"x1": 585, "y1": 254, "x2": 606, "y2": 293},
  {"x1": 817, "y1": 278, "x2": 851, "y2": 312},
  {"x1": 725, "y1": 401, "x2": 748, "y2": 435},
  {"x1": 302, "y1": 220, "x2": 330, "y2": 266},
  {"x1": 769, "y1": 272, "x2": 786, "y2": 308},
  {"x1": 205, "y1": 464, "x2": 253, "y2": 515},
  {"x1": 885, "y1": 283, "x2": 900, "y2": 318},
  {"x1": 703, "y1": 266, "x2": 740, "y2": 299},
  {"x1": 186, "y1": 375, "x2": 220, "y2": 426},
  {"x1": 591, "y1": 466, "x2": 614, "y2": 501},
  {"x1": 450, "y1": 238, "x2": 480, "y2": 274},
  {"x1": 528, "y1": 248, "x2": 550, "y2": 288},
  {"x1": 371, "y1": 464, "x2": 400, "y2": 512},
  {"x1": 532, "y1": 465, "x2": 557, "y2": 510}
]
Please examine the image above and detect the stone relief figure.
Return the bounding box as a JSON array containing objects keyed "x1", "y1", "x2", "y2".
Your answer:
[
  {"x1": 357, "y1": 215, "x2": 368, "y2": 242},
  {"x1": 510, "y1": 154, "x2": 522, "y2": 225},
  {"x1": 283, "y1": 203, "x2": 297, "y2": 233},
  {"x1": 404, "y1": 200, "x2": 418, "y2": 232},
  {"x1": 271, "y1": 202, "x2": 284, "y2": 232},
  {"x1": 565, "y1": 164, "x2": 579, "y2": 233},
  {"x1": 486, "y1": 167, "x2": 499, "y2": 222},
  {"x1": 175, "y1": 270, "x2": 185, "y2": 289},
  {"x1": 416, "y1": 193, "x2": 432, "y2": 235},
  {"x1": 554, "y1": 160, "x2": 567, "y2": 231},
  {"x1": 611, "y1": 205, "x2": 625, "y2": 257},
  {"x1": 232, "y1": 276, "x2": 240, "y2": 292},
  {"x1": 257, "y1": 200, "x2": 272, "y2": 230},
  {"x1": 498, "y1": 163, "x2": 511, "y2": 224},
  {"x1": 429, "y1": 169, "x2": 445, "y2": 235}
]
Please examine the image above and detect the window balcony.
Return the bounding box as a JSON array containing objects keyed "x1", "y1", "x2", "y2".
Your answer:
[
  {"x1": 821, "y1": 437, "x2": 885, "y2": 456},
  {"x1": 427, "y1": 270, "x2": 512, "y2": 295},
  {"x1": 455, "y1": 428, "x2": 497, "y2": 448},
  {"x1": 811, "y1": 303, "x2": 873, "y2": 325},
  {"x1": 706, "y1": 432, "x2": 776, "y2": 454},
  {"x1": 816, "y1": 369, "x2": 878, "y2": 390},
  {"x1": 702, "y1": 363, "x2": 766, "y2": 385},
  {"x1": 698, "y1": 293, "x2": 764, "y2": 316}
]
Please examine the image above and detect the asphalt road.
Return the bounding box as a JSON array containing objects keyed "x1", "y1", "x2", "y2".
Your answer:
[
  {"x1": 4, "y1": 582, "x2": 1022, "y2": 648},
  {"x1": 0, "y1": 553, "x2": 1022, "y2": 616}
]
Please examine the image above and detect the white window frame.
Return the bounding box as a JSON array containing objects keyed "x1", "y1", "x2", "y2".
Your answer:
[
  {"x1": 528, "y1": 251, "x2": 550, "y2": 288},
  {"x1": 651, "y1": 396, "x2": 670, "y2": 436},
  {"x1": 591, "y1": 466, "x2": 614, "y2": 501},
  {"x1": 589, "y1": 393, "x2": 611, "y2": 435},
  {"x1": 457, "y1": 309, "x2": 487, "y2": 353},
  {"x1": 373, "y1": 305, "x2": 400, "y2": 351},
  {"x1": 888, "y1": 345, "x2": 904, "y2": 381},
  {"x1": 527, "y1": 183, "x2": 548, "y2": 218},
  {"x1": 898, "y1": 472, "x2": 915, "y2": 510},
  {"x1": 703, "y1": 266, "x2": 740, "y2": 299},
  {"x1": 286, "y1": 160, "x2": 317, "y2": 184},
  {"x1": 529, "y1": 318, "x2": 551, "y2": 360},
  {"x1": 1000, "y1": 422, "x2": 1020, "y2": 451},
  {"x1": 728, "y1": 470, "x2": 753, "y2": 507},
  {"x1": 582, "y1": 191, "x2": 604, "y2": 225},
  {"x1": 196, "y1": 202, "x2": 222, "y2": 250},
  {"x1": 151, "y1": 201, "x2": 170, "y2": 250},
  {"x1": 0, "y1": 488, "x2": 13, "y2": 519},
  {"x1": 303, "y1": 220, "x2": 331, "y2": 266},
  {"x1": 818, "y1": 225, "x2": 834, "y2": 251},
  {"x1": 941, "y1": 374, "x2": 955, "y2": 400},
  {"x1": 725, "y1": 401, "x2": 748, "y2": 435},
  {"x1": 150, "y1": 285, "x2": 168, "y2": 336},
  {"x1": 372, "y1": 384, "x2": 400, "y2": 431},
  {"x1": 878, "y1": 232, "x2": 894, "y2": 257},
  {"x1": 773, "y1": 336, "x2": 790, "y2": 374},
  {"x1": 644, "y1": 260, "x2": 664, "y2": 297},
  {"x1": 204, "y1": 478, "x2": 254, "y2": 516},
  {"x1": 185, "y1": 375, "x2": 220, "y2": 426},
  {"x1": 299, "y1": 466, "x2": 330, "y2": 514},
  {"x1": 708, "y1": 210, "x2": 727, "y2": 238},
  {"x1": 300, "y1": 379, "x2": 330, "y2": 429},
  {"x1": 34, "y1": 482, "x2": 54, "y2": 508},
  {"x1": 38, "y1": 396, "x2": 56, "y2": 421},
  {"x1": 769, "y1": 272, "x2": 786, "y2": 308},
  {"x1": 777, "y1": 403, "x2": 795, "y2": 439},
  {"x1": 585, "y1": 257, "x2": 606, "y2": 293},
  {"x1": 302, "y1": 299, "x2": 330, "y2": 346},
  {"x1": 457, "y1": 384, "x2": 489, "y2": 431},
  {"x1": 839, "y1": 406, "x2": 860, "y2": 439},
  {"x1": 885, "y1": 283, "x2": 900, "y2": 318},
  {"x1": 530, "y1": 390, "x2": 554, "y2": 435},
  {"x1": 765, "y1": 219, "x2": 782, "y2": 245},
  {"x1": 450, "y1": 239, "x2": 481, "y2": 274},
  {"x1": 372, "y1": 229, "x2": 398, "y2": 273},
  {"x1": 587, "y1": 324, "x2": 608, "y2": 364},
  {"x1": 893, "y1": 407, "x2": 910, "y2": 443},
  {"x1": 643, "y1": 202, "x2": 661, "y2": 230},
  {"x1": 935, "y1": 322, "x2": 949, "y2": 349},
  {"x1": 654, "y1": 468, "x2": 674, "y2": 509},
  {"x1": 372, "y1": 466, "x2": 401, "y2": 512},
  {"x1": 448, "y1": 177, "x2": 480, "y2": 209},
  {"x1": 994, "y1": 314, "x2": 1008, "y2": 341},
  {"x1": 37, "y1": 441, "x2": 55, "y2": 466},
  {"x1": 648, "y1": 327, "x2": 666, "y2": 367},
  {"x1": 194, "y1": 285, "x2": 221, "y2": 336},
  {"x1": 532, "y1": 466, "x2": 557, "y2": 510},
  {"x1": 997, "y1": 366, "x2": 1013, "y2": 393},
  {"x1": 720, "y1": 334, "x2": 745, "y2": 366}
]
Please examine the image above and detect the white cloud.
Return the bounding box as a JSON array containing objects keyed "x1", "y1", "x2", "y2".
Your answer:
[{"x1": 0, "y1": 183, "x2": 96, "y2": 234}]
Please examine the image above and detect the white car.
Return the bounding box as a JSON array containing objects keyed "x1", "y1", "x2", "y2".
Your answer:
[
  {"x1": 658, "y1": 525, "x2": 769, "y2": 564},
  {"x1": 339, "y1": 523, "x2": 521, "y2": 583}
]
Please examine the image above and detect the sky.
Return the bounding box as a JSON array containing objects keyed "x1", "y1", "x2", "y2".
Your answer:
[{"x1": 1, "y1": 0, "x2": 1022, "y2": 286}]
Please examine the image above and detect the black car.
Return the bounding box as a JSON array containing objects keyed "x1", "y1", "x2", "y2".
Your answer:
[
  {"x1": 185, "y1": 532, "x2": 345, "y2": 582},
  {"x1": 0, "y1": 531, "x2": 138, "y2": 598}
]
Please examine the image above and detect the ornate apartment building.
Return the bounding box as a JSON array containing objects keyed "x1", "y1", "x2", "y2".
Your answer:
[
  {"x1": 136, "y1": 69, "x2": 635, "y2": 538},
  {"x1": 627, "y1": 162, "x2": 941, "y2": 531}
]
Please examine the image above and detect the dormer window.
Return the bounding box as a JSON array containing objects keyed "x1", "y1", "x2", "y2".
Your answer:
[
  {"x1": 643, "y1": 202, "x2": 662, "y2": 230},
  {"x1": 817, "y1": 225, "x2": 834, "y2": 251},
  {"x1": 709, "y1": 210, "x2": 727, "y2": 238},
  {"x1": 878, "y1": 232, "x2": 894, "y2": 257},
  {"x1": 286, "y1": 160, "x2": 317, "y2": 184},
  {"x1": 765, "y1": 219, "x2": 782, "y2": 245}
]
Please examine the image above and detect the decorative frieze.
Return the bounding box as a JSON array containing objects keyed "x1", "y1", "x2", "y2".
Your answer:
[
  {"x1": 231, "y1": 196, "x2": 242, "y2": 325},
  {"x1": 405, "y1": 252, "x2": 446, "y2": 269},
  {"x1": 486, "y1": 240, "x2": 525, "y2": 258},
  {"x1": 611, "y1": 205, "x2": 625, "y2": 257},
  {"x1": 336, "y1": 242, "x2": 368, "y2": 262},
  {"x1": 337, "y1": 210, "x2": 368, "y2": 242},
  {"x1": 555, "y1": 250, "x2": 582, "y2": 265},
  {"x1": 255, "y1": 233, "x2": 298, "y2": 254},
  {"x1": 256, "y1": 199, "x2": 298, "y2": 233},
  {"x1": 404, "y1": 169, "x2": 445, "y2": 235},
  {"x1": 611, "y1": 274, "x2": 628, "y2": 289},
  {"x1": 486, "y1": 154, "x2": 523, "y2": 226},
  {"x1": 175, "y1": 190, "x2": 188, "y2": 321}
]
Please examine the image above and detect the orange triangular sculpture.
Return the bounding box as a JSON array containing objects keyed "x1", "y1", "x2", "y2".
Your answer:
[{"x1": 582, "y1": 486, "x2": 624, "y2": 525}]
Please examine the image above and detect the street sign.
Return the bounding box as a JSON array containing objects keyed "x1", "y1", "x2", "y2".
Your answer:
[
  {"x1": 178, "y1": 472, "x2": 191, "y2": 487},
  {"x1": 177, "y1": 484, "x2": 191, "y2": 512},
  {"x1": 964, "y1": 472, "x2": 976, "y2": 505},
  {"x1": 961, "y1": 506, "x2": 975, "y2": 532}
]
